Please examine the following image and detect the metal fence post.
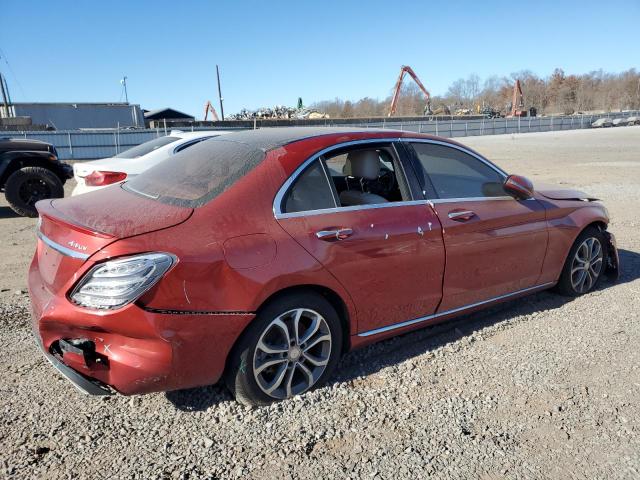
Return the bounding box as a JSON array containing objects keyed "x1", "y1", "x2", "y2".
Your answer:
[
  {"x1": 551, "y1": 116, "x2": 553, "y2": 131},
  {"x1": 67, "y1": 132, "x2": 73, "y2": 159},
  {"x1": 435, "y1": 118, "x2": 438, "y2": 136},
  {"x1": 465, "y1": 122, "x2": 468, "y2": 136},
  {"x1": 518, "y1": 116, "x2": 520, "y2": 134}
]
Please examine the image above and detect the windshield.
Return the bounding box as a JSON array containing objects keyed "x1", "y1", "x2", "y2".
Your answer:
[
  {"x1": 123, "y1": 138, "x2": 265, "y2": 208},
  {"x1": 115, "y1": 136, "x2": 179, "y2": 159}
]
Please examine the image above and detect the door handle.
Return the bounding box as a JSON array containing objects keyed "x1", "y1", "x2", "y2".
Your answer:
[
  {"x1": 316, "y1": 228, "x2": 353, "y2": 241},
  {"x1": 448, "y1": 210, "x2": 476, "y2": 221}
]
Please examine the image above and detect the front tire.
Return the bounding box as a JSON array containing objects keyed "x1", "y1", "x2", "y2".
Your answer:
[
  {"x1": 225, "y1": 293, "x2": 343, "y2": 406},
  {"x1": 4, "y1": 166, "x2": 64, "y2": 217},
  {"x1": 555, "y1": 226, "x2": 608, "y2": 296}
]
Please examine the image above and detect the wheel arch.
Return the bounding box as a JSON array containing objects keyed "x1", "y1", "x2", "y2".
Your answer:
[
  {"x1": 223, "y1": 284, "x2": 352, "y2": 378},
  {"x1": 255, "y1": 284, "x2": 351, "y2": 354},
  {"x1": 0, "y1": 153, "x2": 58, "y2": 186}
]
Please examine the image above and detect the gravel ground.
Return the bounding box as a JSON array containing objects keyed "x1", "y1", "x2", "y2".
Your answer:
[{"x1": 1, "y1": 127, "x2": 639, "y2": 479}]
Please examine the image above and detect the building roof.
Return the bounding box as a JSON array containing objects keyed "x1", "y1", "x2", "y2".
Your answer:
[{"x1": 144, "y1": 108, "x2": 194, "y2": 120}]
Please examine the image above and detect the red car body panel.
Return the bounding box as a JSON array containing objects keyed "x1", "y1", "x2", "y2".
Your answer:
[
  {"x1": 277, "y1": 203, "x2": 445, "y2": 333},
  {"x1": 27, "y1": 129, "x2": 617, "y2": 396},
  {"x1": 432, "y1": 198, "x2": 548, "y2": 312}
]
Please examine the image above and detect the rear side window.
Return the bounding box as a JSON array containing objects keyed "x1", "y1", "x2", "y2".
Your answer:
[
  {"x1": 283, "y1": 160, "x2": 335, "y2": 213},
  {"x1": 115, "y1": 136, "x2": 178, "y2": 158},
  {"x1": 411, "y1": 143, "x2": 505, "y2": 199}
]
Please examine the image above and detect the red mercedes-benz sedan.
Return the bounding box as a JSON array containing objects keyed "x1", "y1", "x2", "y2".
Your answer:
[{"x1": 28, "y1": 128, "x2": 619, "y2": 405}]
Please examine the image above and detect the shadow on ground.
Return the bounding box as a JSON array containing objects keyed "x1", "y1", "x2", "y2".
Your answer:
[
  {"x1": 0, "y1": 206, "x2": 20, "y2": 219},
  {"x1": 166, "y1": 248, "x2": 640, "y2": 411}
]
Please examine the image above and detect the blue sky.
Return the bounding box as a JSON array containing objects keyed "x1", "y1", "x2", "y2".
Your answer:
[{"x1": 1, "y1": 0, "x2": 638, "y2": 117}]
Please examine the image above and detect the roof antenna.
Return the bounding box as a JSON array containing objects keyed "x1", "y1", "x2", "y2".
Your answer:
[{"x1": 120, "y1": 76, "x2": 129, "y2": 104}]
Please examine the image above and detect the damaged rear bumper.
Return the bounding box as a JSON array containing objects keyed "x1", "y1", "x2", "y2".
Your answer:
[
  {"x1": 29, "y1": 259, "x2": 255, "y2": 396},
  {"x1": 35, "y1": 336, "x2": 113, "y2": 396}
]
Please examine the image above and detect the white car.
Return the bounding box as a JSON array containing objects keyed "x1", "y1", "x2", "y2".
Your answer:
[
  {"x1": 72, "y1": 130, "x2": 230, "y2": 196},
  {"x1": 591, "y1": 117, "x2": 613, "y2": 128}
]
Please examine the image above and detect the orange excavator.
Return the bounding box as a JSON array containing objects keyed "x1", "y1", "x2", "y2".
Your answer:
[
  {"x1": 203, "y1": 100, "x2": 220, "y2": 121},
  {"x1": 509, "y1": 79, "x2": 527, "y2": 117},
  {"x1": 388, "y1": 65, "x2": 433, "y2": 116}
]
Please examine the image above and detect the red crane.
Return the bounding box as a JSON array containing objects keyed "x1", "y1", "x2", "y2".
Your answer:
[
  {"x1": 203, "y1": 100, "x2": 220, "y2": 121},
  {"x1": 388, "y1": 65, "x2": 432, "y2": 117},
  {"x1": 509, "y1": 79, "x2": 526, "y2": 117}
]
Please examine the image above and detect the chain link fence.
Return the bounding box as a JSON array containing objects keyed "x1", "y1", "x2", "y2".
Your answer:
[{"x1": 2, "y1": 111, "x2": 638, "y2": 161}]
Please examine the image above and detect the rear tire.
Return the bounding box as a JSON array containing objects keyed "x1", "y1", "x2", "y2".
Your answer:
[
  {"x1": 225, "y1": 292, "x2": 343, "y2": 406},
  {"x1": 555, "y1": 226, "x2": 608, "y2": 296},
  {"x1": 4, "y1": 166, "x2": 64, "y2": 217}
]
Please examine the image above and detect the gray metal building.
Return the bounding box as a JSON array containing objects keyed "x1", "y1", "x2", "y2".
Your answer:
[{"x1": 3, "y1": 102, "x2": 145, "y2": 130}]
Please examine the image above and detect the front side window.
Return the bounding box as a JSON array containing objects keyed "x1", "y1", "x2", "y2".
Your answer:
[{"x1": 411, "y1": 143, "x2": 505, "y2": 199}]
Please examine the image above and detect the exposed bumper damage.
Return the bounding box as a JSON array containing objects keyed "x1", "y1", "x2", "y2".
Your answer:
[
  {"x1": 604, "y1": 230, "x2": 620, "y2": 280},
  {"x1": 29, "y1": 257, "x2": 255, "y2": 396}
]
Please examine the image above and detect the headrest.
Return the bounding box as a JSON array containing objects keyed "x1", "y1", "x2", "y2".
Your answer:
[{"x1": 343, "y1": 150, "x2": 380, "y2": 180}]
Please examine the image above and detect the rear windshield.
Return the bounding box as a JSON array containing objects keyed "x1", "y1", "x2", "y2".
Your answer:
[
  {"x1": 115, "y1": 136, "x2": 178, "y2": 159},
  {"x1": 123, "y1": 138, "x2": 265, "y2": 207}
]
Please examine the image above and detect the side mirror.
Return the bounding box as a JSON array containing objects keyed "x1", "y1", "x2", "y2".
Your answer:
[{"x1": 504, "y1": 174, "x2": 534, "y2": 200}]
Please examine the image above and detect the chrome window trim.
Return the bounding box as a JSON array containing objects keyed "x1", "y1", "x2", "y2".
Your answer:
[
  {"x1": 272, "y1": 136, "x2": 519, "y2": 220},
  {"x1": 273, "y1": 138, "x2": 403, "y2": 219},
  {"x1": 430, "y1": 196, "x2": 513, "y2": 203},
  {"x1": 358, "y1": 282, "x2": 554, "y2": 337},
  {"x1": 401, "y1": 137, "x2": 508, "y2": 178},
  {"x1": 276, "y1": 199, "x2": 429, "y2": 219},
  {"x1": 37, "y1": 231, "x2": 90, "y2": 260}
]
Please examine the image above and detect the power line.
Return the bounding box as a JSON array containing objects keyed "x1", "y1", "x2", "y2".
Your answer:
[{"x1": 0, "y1": 46, "x2": 27, "y2": 100}]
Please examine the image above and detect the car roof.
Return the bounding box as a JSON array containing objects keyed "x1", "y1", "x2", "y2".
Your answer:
[{"x1": 205, "y1": 127, "x2": 417, "y2": 152}]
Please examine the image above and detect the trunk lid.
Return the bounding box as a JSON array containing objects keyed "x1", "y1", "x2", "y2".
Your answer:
[{"x1": 35, "y1": 184, "x2": 192, "y2": 294}]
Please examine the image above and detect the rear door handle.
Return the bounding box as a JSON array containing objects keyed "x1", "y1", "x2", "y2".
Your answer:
[
  {"x1": 316, "y1": 228, "x2": 353, "y2": 241},
  {"x1": 448, "y1": 210, "x2": 476, "y2": 221}
]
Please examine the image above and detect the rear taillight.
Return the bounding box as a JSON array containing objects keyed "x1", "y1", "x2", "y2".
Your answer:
[
  {"x1": 85, "y1": 171, "x2": 127, "y2": 187},
  {"x1": 70, "y1": 253, "x2": 176, "y2": 310}
]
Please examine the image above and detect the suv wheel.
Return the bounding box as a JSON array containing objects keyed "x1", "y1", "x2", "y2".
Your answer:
[
  {"x1": 4, "y1": 166, "x2": 64, "y2": 217},
  {"x1": 225, "y1": 293, "x2": 343, "y2": 406}
]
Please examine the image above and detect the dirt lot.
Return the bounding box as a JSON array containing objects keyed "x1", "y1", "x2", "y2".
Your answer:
[{"x1": 0, "y1": 127, "x2": 639, "y2": 479}]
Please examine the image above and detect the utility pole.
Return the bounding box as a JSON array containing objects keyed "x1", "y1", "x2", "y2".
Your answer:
[
  {"x1": 0, "y1": 72, "x2": 8, "y2": 117},
  {"x1": 121, "y1": 76, "x2": 129, "y2": 103},
  {"x1": 216, "y1": 65, "x2": 224, "y2": 120}
]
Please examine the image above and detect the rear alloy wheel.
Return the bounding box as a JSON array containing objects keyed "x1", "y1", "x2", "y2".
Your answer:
[
  {"x1": 555, "y1": 226, "x2": 608, "y2": 296},
  {"x1": 225, "y1": 293, "x2": 342, "y2": 406},
  {"x1": 4, "y1": 166, "x2": 64, "y2": 217},
  {"x1": 253, "y1": 308, "x2": 332, "y2": 400}
]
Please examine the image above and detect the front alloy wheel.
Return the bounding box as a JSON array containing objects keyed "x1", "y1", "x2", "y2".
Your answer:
[
  {"x1": 570, "y1": 237, "x2": 603, "y2": 293},
  {"x1": 225, "y1": 293, "x2": 342, "y2": 406},
  {"x1": 556, "y1": 226, "x2": 608, "y2": 296}
]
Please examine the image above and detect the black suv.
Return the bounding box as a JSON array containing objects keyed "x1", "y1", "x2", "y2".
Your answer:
[{"x1": 0, "y1": 137, "x2": 73, "y2": 217}]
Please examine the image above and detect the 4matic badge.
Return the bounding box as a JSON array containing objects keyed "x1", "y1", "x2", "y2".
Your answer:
[{"x1": 67, "y1": 240, "x2": 88, "y2": 251}]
